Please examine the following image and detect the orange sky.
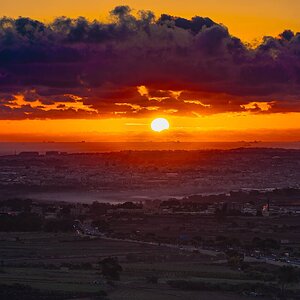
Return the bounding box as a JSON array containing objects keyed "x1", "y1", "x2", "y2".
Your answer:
[
  {"x1": 0, "y1": 113, "x2": 299, "y2": 142},
  {"x1": 0, "y1": 1, "x2": 300, "y2": 142}
]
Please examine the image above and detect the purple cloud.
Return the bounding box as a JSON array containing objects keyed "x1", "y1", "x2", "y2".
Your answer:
[{"x1": 0, "y1": 6, "x2": 299, "y2": 119}]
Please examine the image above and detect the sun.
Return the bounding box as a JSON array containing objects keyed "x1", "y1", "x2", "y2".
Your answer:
[{"x1": 151, "y1": 118, "x2": 170, "y2": 132}]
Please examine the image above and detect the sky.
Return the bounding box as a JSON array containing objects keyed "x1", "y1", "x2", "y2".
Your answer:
[
  {"x1": 2, "y1": 0, "x2": 300, "y2": 42},
  {"x1": 0, "y1": 1, "x2": 299, "y2": 142}
]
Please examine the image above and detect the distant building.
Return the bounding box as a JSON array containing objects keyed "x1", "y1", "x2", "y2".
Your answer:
[
  {"x1": 241, "y1": 203, "x2": 257, "y2": 215},
  {"x1": 203, "y1": 205, "x2": 216, "y2": 215},
  {"x1": 262, "y1": 204, "x2": 280, "y2": 216},
  {"x1": 278, "y1": 205, "x2": 300, "y2": 215},
  {"x1": 227, "y1": 202, "x2": 244, "y2": 212}
]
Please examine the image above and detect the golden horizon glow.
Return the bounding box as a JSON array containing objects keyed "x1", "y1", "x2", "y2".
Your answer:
[{"x1": 0, "y1": 112, "x2": 299, "y2": 142}]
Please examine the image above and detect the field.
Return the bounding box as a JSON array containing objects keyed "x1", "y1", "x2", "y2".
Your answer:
[{"x1": 1, "y1": 232, "x2": 298, "y2": 299}]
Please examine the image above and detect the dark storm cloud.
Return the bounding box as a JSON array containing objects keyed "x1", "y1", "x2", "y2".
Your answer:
[{"x1": 0, "y1": 6, "x2": 299, "y2": 119}]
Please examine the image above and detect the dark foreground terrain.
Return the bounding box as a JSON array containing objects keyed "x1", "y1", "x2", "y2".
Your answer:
[
  {"x1": 1, "y1": 232, "x2": 299, "y2": 300},
  {"x1": 0, "y1": 148, "x2": 300, "y2": 299}
]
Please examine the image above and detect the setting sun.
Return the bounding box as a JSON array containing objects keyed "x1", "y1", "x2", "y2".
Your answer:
[{"x1": 151, "y1": 118, "x2": 170, "y2": 132}]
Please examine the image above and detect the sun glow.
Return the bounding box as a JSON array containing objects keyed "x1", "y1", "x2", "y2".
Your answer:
[{"x1": 151, "y1": 118, "x2": 170, "y2": 132}]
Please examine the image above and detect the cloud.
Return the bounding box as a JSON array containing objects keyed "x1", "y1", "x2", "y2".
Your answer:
[{"x1": 0, "y1": 6, "x2": 299, "y2": 119}]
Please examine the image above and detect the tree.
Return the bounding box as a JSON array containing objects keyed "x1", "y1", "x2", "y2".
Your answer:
[
  {"x1": 99, "y1": 257, "x2": 123, "y2": 281},
  {"x1": 277, "y1": 266, "x2": 299, "y2": 296}
]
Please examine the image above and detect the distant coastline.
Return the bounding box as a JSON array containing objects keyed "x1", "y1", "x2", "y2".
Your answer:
[{"x1": 0, "y1": 141, "x2": 299, "y2": 156}]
